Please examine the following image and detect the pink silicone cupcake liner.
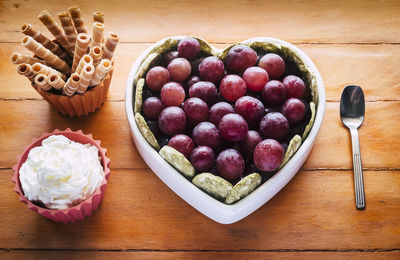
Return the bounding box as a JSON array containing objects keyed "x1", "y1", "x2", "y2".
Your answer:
[
  {"x1": 32, "y1": 69, "x2": 114, "y2": 117},
  {"x1": 12, "y1": 128, "x2": 111, "y2": 223}
]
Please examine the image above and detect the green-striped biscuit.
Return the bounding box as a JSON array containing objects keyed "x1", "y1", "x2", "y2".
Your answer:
[
  {"x1": 159, "y1": 146, "x2": 195, "y2": 178},
  {"x1": 134, "y1": 78, "x2": 144, "y2": 114},
  {"x1": 192, "y1": 172, "x2": 233, "y2": 200},
  {"x1": 148, "y1": 38, "x2": 179, "y2": 57},
  {"x1": 248, "y1": 40, "x2": 282, "y2": 55},
  {"x1": 135, "y1": 113, "x2": 160, "y2": 150},
  {"x1": 302, "y1": 102, "x2": 316, "y2": 139},
  {"x1": 225, "y1": 173, "x2": 262, "y2": 204},
  {"x1": 192, "y1": 36, "x2": 215, "y2": 56},
  {"x1": 279, "y1": 135, "x2": 302, "y2": 169}
]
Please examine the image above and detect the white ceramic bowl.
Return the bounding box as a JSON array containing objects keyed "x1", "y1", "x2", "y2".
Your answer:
[{"x1": 125, "y1": 36, "x2": 325, "y2": 224}]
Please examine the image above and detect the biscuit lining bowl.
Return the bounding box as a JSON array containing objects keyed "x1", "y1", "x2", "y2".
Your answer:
[
  {"x1": 11, "y1": 128, "x2": 111, "y2": 223},
  {"x1": 125, "y1": 36, "x2": 325, "y2": 224}
]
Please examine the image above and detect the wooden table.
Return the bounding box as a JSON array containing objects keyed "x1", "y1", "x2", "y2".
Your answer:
[{"x1": 1, "y1": 0, "x2": 399, "y2": 258}]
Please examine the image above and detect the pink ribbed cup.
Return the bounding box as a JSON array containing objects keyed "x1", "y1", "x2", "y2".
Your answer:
[{"x1": 11, "y1": 128, "x2": 111, "y2": 223}]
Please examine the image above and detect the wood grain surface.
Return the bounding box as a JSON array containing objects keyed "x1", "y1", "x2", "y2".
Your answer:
[{"x1": 0, "y1": 0, "x2": 399, "y2": 259}]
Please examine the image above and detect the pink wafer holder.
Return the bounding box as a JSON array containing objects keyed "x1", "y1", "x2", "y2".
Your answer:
[{"x1": 12, "y1": 128, "x2": 111, "y2": 223}]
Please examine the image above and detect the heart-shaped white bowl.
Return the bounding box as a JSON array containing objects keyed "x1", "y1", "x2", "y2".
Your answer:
[{"x1": 125, "y1": 36, "x2": 325, "y2": 224}]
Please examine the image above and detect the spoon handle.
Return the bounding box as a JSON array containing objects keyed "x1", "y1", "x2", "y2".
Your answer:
[{"x1": 350, "y1": 127, "x2": 366, "y2": 209}]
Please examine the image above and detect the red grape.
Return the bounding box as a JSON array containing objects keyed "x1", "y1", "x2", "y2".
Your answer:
[
  {"x1": 167, "y1": 57, "x2": 191, "y2": 82},
  {"x1": 262, "y1": 80, "x2": 287, "y2": 106},
  {"x1": 190, "y1": 146, "x2": 215, "y2": 171},
  {"x1": 258, "y1": 53, "x2": 285, "y2": 79},
  {"x1": 189, "y1": 81, "x2": 217, "y2": 105},
  {"x1": 240, "y1": 130, "x2": 262, "y2": 158},
  {"x1": 209, "y1": 102, "x2": 234, "y2": 126},
  {"x1": 234, "y1": 96, "x2": 265, "y2": 126},
  {"x1": 160, "y1": 82, "x2": 185, "y2": 107},
  {"x1": 145, "y1": 66, "x2": 170, "y2": 91},
  {"x1": 168, "y1": 134, "x2": 195, "y2": 158},
  {"x1": 225, "y1": 44, "x2": 257, "y2": 73},
  {"x1": 185, "y1": 75, "x2": 201, "y2": 88},
  {"x1": 142, "y1": 97, "x2": 164, "y2": 119},
  {"x1": 283, "y1": 75, "x2": 305, "y2": 99},
  {"x1": 158, "y1": 106, "x2": 186, "y2": 136},
  {"x1": 178, "y1": 37, "x2": 200, "y2": 60},
  {"x1": 282, "y1": 98, "x2": 306, "y2": 124},
  {"x1": 220, "y1": 74, "x2": 247, "y2": 102},
  {"x1": 219, "y1": 113, "x2": 248, "y2": 142},
  {"x1": 242, "y1": 66, "x2": 269, "y2": 92},
  {"x1": 259, "y1": 112, "x2": 289, "y2": 140},
  {"x1": 253, "y1": 139, "x2": 284, "y2": 172},
  {"x1": 162, "y1": 51, "x2": 179, "y2": 66},
  {"x1": 216, "y1": 149, "x2": 245, "y2": 180},
  {"x1": 192, "y1": 122, "x2": 222, "y2": 151},
  {"x1": 198, "y1": 56, "x2": 225, "y2": 83},
  {"x1": 183, "y1": 97, "x2": 209, "y2": 125}
]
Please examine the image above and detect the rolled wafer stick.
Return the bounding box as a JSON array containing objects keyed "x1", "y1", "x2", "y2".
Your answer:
[
  {"x1": 22, "y1": 36, "x2": 70, "y2": 74},
  {"x1": 38, "y1": 10, "x2": 73, "y2": 56},
  {"x1": 76, "y1": 54, "x2": 93, "y2": 75},
  {"x1": 34, "y1": 74, "x2": 52, "y2": 91},
  {"x1": 21, "y1": 24, "x2": 70, "y2": 62},
  {"x1": 32, "y1": 63, "x2": 66, "y2": 80},
  {"x1": 57, "y1": 11, "x2": 77, "y2": 54},
  {"x1": 89, "y1": 59, "x2": 112, "y2": 86},
  {"x1": 102, "y1": 32, "x2": 119, "y2": 61},
  {"x1": 93, "y1": 12, "x2": 104, "y2": 23},
  {"x1": 63, "y1": 72, "x2": 80, "y2": 96},
  {"x1": 68, "y1": 6, "x2": 88, "y2": 34},
  {"x1": 72, "y1": 33, "x2": 91, "y2": 72},
  {"x1": 90, "y1": 46, "x2": 102, "y2": 66},
  {"x1": 11, "y1": 52, "x2": 44, "y2": 65},
  {"x1": 77, "y1": 63, "x2": 95, "y2": 93},
  {"x1": 47, "y1": 72, "x2": 65, "y2": 90},
  {"x1": 16, "y1": 63, "x2": 36, "y2": 81},
  {"x1": 91, "y1": 22, "x2": 104, "y2": 48}
]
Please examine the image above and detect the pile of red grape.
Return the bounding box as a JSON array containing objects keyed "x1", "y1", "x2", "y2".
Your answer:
[{"x1": 140, "y1": 37, "x2": 311, "y2": 184}]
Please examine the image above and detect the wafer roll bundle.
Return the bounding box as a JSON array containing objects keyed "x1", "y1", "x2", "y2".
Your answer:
[
  {"x1": 63, "y1": 73, "x2": 80, "y2": 96},
  {"x1": 93, "y1": 12, "x2": 104, "y2": 23},
  {"x1": 102, "y1": 32, "x2": 119, "y2": 61},
  {"x1": 90, "y1": 59, "x2": 111, "y2": 86},
  {"x1": 47, "y1": 72, "x2": 65, "y2": 90},
  {"x1": 22, "y1": 36, "x2": 70, "y2": 74},
  {"x1": 34, "y1": 74, "x2": 52, "y2": 91},
  {"x1": 12, "y1": 6, "x2": 117, "y2": 117},
  {"x1": 91, "y1": 22, "x2": 104, "y2": 48},
  {"x1": 72, "y1": 33, "x2": 91, "y2": 72},
  {"x1": 32, "y1": 63, "x2": 66, "y2": 80},
  {"x1": 77, "y1": 64, "x2": 95, "y2": 93},
  {"x1": 90, "y1": 46, "x2": 102, "y2": 66},
  {"x1": 76, "y1": 54, "x2": 93, "y2": 75},
  {"x1": 11, "y1": 52, "x2": 44, "y2": 65},
  {"x1": 68, "y1": 7, "x2": 88, "y2": 34},
  {"x1": 58, "y1": 11, "x2": 77, "y2": 53},
  {"x1": 17, "y1": 64, "x2": 36, "y2": 81},
  {"x1": 38, "y1": 10, "x2": 73, "y2": 56},
  {"x1": 21, "y1": 24, "x2": 70, "y2": 62}
]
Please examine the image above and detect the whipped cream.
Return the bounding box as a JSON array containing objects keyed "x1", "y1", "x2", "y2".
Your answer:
[{"x1": 19, "y1": 135, "x2": 104, "y2": 210}]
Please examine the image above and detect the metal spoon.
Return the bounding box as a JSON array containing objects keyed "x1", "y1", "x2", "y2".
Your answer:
[{"x1": 340, "y1": 85, "x2": 366, "y2": 210}]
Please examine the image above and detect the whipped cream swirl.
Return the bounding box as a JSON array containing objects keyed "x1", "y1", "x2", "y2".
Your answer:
[{"x1": 19, "y1": 135, "x2": 104, "y2": 210}]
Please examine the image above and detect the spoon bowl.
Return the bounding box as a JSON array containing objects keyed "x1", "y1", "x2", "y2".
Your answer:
[
  {"x1": 340, "y1": 85, "x2": 365, "y2": 129},
  {"x1": 340, "y1": 85, "x2": 366, "y2": 210}
]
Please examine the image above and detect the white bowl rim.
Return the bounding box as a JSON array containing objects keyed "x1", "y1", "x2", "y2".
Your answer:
[{"x1": 125, "y1": 36, "x2": 326, "y2": 224}]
